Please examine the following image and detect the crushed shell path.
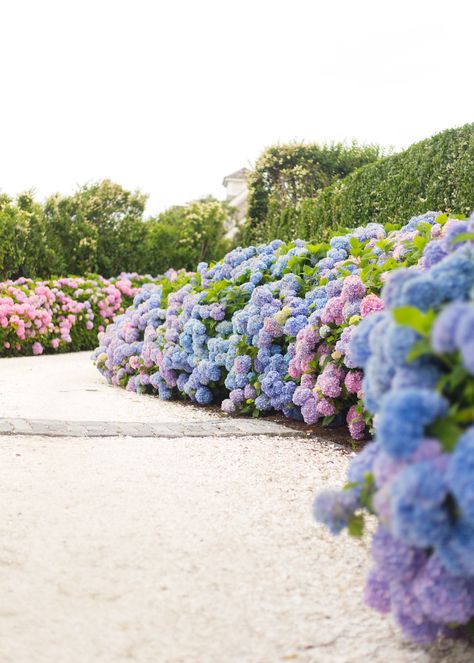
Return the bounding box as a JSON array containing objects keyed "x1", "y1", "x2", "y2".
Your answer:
[{"x1": 0, "y1": 352, "x2": 471, "y2": 662}]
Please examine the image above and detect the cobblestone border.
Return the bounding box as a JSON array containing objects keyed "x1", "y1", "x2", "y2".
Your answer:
[{"x1": 0, "y1": 417, "x2": 298, "y2": 438}]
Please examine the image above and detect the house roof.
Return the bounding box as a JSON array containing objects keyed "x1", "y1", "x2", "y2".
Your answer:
[{"x1": 222, "y1": 168, "x2": 250, "y2": 186}]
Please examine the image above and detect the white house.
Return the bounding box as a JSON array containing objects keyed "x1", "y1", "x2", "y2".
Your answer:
[{"x1": 222, "y1": 167, "x2": 250, "y2": 239}]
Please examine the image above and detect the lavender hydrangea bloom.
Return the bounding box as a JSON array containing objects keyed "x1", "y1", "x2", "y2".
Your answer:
[
  {"x1": 364, "y1": 566, "x2": 391, "y2": 613},
  {"x1": 243, "y1": 384, "x2": 257, "y2": 400},
  {"x1": 391, "y1": 362, "x2": 441, "y2": 391},
  {"x1": 326, "y1": 278, "x2": 344, "y2": 298},
  {"x1": 283, "y1": 315, "x2": 309, "y2": 337},
  {"x1": 422, "y1": 240, "x2": 448, "y2": 268},
  {"x1": 454, "y1": 307, "x2": 474, "y2": 347},
  {"x1": 221, "y1": 398, "x2": 236, "y2": 414},
  {"x1": 254, "y1": 393, "x2": 272, "y2": 411},
  {"x1": 390, "y1": 582, "x2": 441, "y2": 644},
  {"x1": 341, "y1": 275, "x2": 366, "y2": 303},
  {"x1": 292, "y1": 387, "x2": 313, "y2": 407},
  {"x1": 301, "y1": 395, "x2": 318, "y2": 424},
  {"x1": 443, "y1": 219, "x2": 469, "y2": 245},
  {"x1": 413, "y1": 555, "x2": 474, "y2": 625},
  {"x1": 347, "y1": 441, "x2": 379, "y2": 484},
  {"x1": 461, "y1": 341, "x2": 474, "y2": 374},
  {"x1": 371, "y1": 526, "x2": 427, "y2": 581},
  {"x1": 382, "y1": 269, "x2": 418, "y2": 308}
]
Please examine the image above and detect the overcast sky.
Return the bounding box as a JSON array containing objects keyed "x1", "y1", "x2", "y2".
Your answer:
[{"x1": 0, "y1": 0, "x2": 472, "y2": 215}]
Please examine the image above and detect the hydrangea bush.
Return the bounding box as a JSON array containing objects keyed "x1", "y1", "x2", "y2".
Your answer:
[
  {"x1": 93, "y1": 209, "x2": 474, "y2": 643},
  {"x1": 0, "y1": 273, "x2": 167, "y2": 356},
  {"x1": 314, "y1": 213, "x2": 474, "y2": 643},
  {"x1": 95, "y1": 211, "x2": 463, "y2": 438}
]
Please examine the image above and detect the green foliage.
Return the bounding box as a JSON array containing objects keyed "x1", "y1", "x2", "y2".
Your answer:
[
  {"x1": 243, "y1": 123, "x2": 474, "y2": 244},
  {"x1": 144, "y1": 197, "x2": 230, "y2": 272},
  {"x1": 392, "y1": 306, "x2": 436, "y2": 336},
  {"x1": 44, "y1": 179, "x2": 147, "y2": 276},
  {"x1": 0, "y1": 182, "x2": 230, "y2": 280},
  {"x1": 0, "y1": 192, "x2": 55, "y2": 279},
  {"x1": 242, "y1": 141, "x2": 381, "y2": 243}
]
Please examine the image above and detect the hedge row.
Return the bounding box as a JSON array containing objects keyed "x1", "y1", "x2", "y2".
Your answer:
[
  {"x1": 245, "y1": 142, "x2": 381, "y2": 235},
  {"x1": 93, "y1": 209, "x2": 464, "y2": 439},
  {"x1": 245, "y1": 123, "x2": 474, "y2": 244},
  {"x1": 315, "y1": 216, "x2": 474, "y2": 643}
]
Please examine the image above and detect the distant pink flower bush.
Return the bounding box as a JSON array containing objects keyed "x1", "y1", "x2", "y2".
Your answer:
[{"x1": 0, "y1": 273, "x2": 161, "y2": 357}]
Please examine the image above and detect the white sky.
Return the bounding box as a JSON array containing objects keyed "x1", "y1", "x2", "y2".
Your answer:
[{"x1": 0, "y1": 0, "x2": 472, "y2": 216}]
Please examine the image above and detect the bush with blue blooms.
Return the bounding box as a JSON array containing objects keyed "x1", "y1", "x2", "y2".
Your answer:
[
  {"x1": 93, "y1": 209, "x2": 474, "y2": 645},
  {"x1": 94, "y1": 210, "x2": 470, "y2": 444},
  {"x1": 314, "y1": 211, "x2": 474, "y2": 643}
]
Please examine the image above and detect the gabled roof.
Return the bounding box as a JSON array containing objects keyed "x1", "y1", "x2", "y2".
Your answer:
[{"x1": 222, "y1": 168, "x2": 250, "y2": 186}]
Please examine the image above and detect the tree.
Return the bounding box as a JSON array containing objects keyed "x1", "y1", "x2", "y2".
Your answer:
[
  {"x1": 144, "y1": 197, "x2": 230, "y2": 274},
  {"x1": 0, "y1": 192, "x2": 55, "y2": 280},
  {"x1": 43, "y1": 180, "x2": 147, "y2": 276},
  {"x1": 245, "y1": 142, "x2": 382, "y2": 241}
]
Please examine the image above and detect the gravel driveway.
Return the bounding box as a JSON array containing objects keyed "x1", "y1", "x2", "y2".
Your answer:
[{"x1": 0, "y1": 353, "x2": 471, "y2": 662}]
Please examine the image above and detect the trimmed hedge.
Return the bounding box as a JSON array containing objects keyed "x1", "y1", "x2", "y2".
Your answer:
[
  {"x1": 245, "y1": 142, "x2": 381, "y2": 235},
  {"x1": 244, "y1": 123, "x2": 474, "y2": 244}
]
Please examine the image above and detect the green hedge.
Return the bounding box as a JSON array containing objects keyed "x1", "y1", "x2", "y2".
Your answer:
[
  {"x1": 244, "y1": 123, "x2": 474, "y2": 243},
  {"x1": 241, "y1": 142, "x2": 381, "y2": 244}
]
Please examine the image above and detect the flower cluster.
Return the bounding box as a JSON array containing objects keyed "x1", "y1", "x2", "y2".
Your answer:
[
  {"x1": 94, "y1": 212, "x2": 471, "y2": 447},
  {"x1": 0, "y1": 272, "x2": 163, "y2": 356},
  {"x1": 314, "y1": 213, "x2": 474, "y2": 643},
  {"x1": 222, "y1": 211, "x2": 452, "y2": 434}
]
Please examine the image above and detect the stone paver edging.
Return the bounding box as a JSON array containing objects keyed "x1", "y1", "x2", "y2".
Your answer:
[{"x1": 0, "y1": 417, "x2": 298, "y2": 438}]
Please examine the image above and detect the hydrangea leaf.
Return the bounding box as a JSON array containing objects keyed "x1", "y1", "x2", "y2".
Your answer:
[{"x1": 393, "y1": 306, "x2": 436, "y2": 336}]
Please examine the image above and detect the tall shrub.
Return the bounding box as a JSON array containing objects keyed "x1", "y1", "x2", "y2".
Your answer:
[
  {"x1": 144, "y1": 197, "x2": 230, "y2": 272},
  {"x1": 43, "y1": 180, "x2": 147, "y2": 277},
  {"x1": 243, "y1": 142, "x2": 381, "y2": 243}
]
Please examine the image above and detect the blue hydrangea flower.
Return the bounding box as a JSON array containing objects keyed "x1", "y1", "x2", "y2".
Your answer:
[
  {"x1": 437, "y1": 519, "x2": 474, "y2": 577},
  {"x1": 377, "y1": 388, "x2": 448, "y2": 459},
  {"x1": 313, "y1": 489, "x2": 359, "y2": 535},
  {"x1": 347, "y1": 312, "x2": 386, "y2": 368},
  {"x1": 383, "y1": 322, "x2": 420, "y2": 368},
  {"x1": 446, "y1": 426, "x2": 474, "y2": 522},
  {"x1": 431, "y1": 302, "x2": 471, "y2": 353},
  {"x1": 347, "y1": 441, "x2": 379, "y2": 484},
  {"x1": 390, "y1": 461, "x2": 451, "y2": 548}
]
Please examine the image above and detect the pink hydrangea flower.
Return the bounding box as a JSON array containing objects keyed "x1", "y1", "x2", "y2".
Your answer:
[
  {"x1": 320, "y1": 296, "x2": 345, "y2": 326},
  {"x1": 344, "y1": 370, "x2": 364, "y2": 394},
  {"x1": 346, "y1": 404, "x2": 366, "y2": 440},
  {"x1": 316, "y1": 398, "x2": 336, "y2": 417},
  {"x1": 360, "y1": 293, "x2": 384, "y2": 318}
]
